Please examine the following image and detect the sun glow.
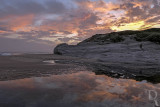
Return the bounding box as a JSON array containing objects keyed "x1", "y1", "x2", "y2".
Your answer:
[{"x1": 111, "y1": 21, "x2": 145, "y2": 31}]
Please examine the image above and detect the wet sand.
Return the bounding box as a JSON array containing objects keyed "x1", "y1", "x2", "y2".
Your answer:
[
  {"x1": 1, "y1": 54, "x2": 160, "y2": 83},
  {"x1": 0, "y1": 54, "x2": 89, "y2": 81},
  {"x1": 1, "y1": 54, "x2": 160, "y2": 107}
]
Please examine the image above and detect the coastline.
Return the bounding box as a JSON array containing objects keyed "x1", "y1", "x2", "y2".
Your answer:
[
  {"x1": 0, "y1": 54, "x2": 88, "y2": 81},
  {"x1": 1, "y1": 54, "x2": 160, "y2": 83}
]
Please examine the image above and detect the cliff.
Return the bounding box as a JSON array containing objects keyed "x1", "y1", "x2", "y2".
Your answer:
[{"x1": 54, "y1": 28, "x2": 160, "y2": 82}]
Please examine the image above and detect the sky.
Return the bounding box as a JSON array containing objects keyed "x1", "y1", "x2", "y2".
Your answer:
[{"x1": 0, "y1": 0, "x2": 160, "y2": 52}]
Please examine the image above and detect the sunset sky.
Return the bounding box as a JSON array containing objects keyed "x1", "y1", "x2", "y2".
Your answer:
[{"x1": 0, "y1": 0, "x2": 160, "y2": 52}]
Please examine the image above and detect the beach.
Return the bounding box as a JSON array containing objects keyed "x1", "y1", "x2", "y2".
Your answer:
[
  {"x1": 0, "y1": 54, "x2": 89, "y2": 81},
  {"x1": 0, "y1": 54, "x2": 160, "y2": 107},
  {"x1": 1, "y1": 53, "x2": 160, "y2": 83}
]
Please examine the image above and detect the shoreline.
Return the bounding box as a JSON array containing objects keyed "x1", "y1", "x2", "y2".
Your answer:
[
  {"x1": 0, "y1": 54, "x2": 88, "y2": 81},
  {"x1": 0, "y1": 54, "x2": 160, "y2": 83}
]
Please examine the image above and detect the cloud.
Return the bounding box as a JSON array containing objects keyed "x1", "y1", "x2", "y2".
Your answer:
[
  {"x1": 0, "y1": 0, "x2": 67, "y2": 18},
  {"x1": 0, "y1": 0, "x2": 160, "y2": 52},
  {"x1": 0, "y1": 36, "x2": 54, "y2": 52}
]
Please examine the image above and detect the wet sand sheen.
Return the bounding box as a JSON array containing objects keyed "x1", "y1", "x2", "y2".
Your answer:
[{"x1": 0, "y1": 54, "x2": 88, "y2": 81}]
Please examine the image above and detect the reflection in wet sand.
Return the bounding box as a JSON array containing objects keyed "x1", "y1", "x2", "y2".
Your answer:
[
  {"x1": 43, "y1": 60, "x2": 55, "y2": 64},
  {"x1": 0, "y1": 71, "x2": 160, "y2": 107}
]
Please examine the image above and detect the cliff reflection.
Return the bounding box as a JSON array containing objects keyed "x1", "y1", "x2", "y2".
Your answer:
[{"x1": 0, "y1": 71, "x2": 160, "y2": 107}]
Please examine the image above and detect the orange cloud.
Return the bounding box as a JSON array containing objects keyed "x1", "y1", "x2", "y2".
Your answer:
[
  {"x1": 10, "y1": 14, "x2": 35, "y2": 32},
  {"x1": 0, "y1": 0, "x2": 160, "y2": 46}
]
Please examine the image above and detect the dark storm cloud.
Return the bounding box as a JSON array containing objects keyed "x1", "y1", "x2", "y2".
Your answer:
[
  {"x1": 46, "y1": 1, "x2": 67, "y2": 14},
  {"x1": 0, "y1": 0, "x2": 67, "y2": 18}
]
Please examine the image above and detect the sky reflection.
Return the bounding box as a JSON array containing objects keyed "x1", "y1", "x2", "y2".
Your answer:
[{"x1": 0, "y1": 71, "x2": 160, "y2": 107}]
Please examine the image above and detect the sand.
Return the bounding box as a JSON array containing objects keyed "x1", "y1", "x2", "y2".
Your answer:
[
  {"x1": 1, "y1": 53, "x2": 160, "y2": 83},
  {"x1": 0, "y1": 54, "x2": 88, "y2": 81}
]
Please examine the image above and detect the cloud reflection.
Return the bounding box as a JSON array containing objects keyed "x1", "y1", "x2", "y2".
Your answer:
[{"x1": 0, "y1": 71, "x2": 159, "y2": 106}]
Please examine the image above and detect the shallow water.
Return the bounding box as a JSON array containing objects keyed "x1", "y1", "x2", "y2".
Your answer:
[
  {"x1": 43, "y1": 60, "x2": 55, "y2": 65},
  {"x1": 0, "y1": 71, "x2": 160, "y2": 107}
]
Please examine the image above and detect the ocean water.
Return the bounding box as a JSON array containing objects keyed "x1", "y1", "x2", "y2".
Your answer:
[
  {"x1": 0, "y1": 52, "x2": 22, "y2": 56},
  {"x1": 0, "y1": 70, "x2": 159, "y2": 107},
  {"x1": 0, "y1": 52, "x2": 50, "y2": 56},
  {"x1": 0, "y1": 52, "x2": 12, "y2": 56}
]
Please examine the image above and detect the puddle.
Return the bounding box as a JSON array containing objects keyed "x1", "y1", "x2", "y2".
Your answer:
[
  {"x1": 43, "y1": 60, "x2": 56, "y2": 64},
  {"x1": 0, "y1": 71, "x2": 160, "y2": 107}
]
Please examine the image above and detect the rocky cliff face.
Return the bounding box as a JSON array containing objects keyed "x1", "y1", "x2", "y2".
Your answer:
[
  {"x1": 54, "y1": 36, "x2": 160, "y2": 63},
  {"x1": 54, "y1": 28, "x2": 160, "y2": 80},
  {"x1": 54, "y1": 28, "x2": 160, "y2": 60}
]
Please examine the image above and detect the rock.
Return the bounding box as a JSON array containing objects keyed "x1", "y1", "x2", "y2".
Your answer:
[
  {"x1": 53, "y1": 28, "x2": 160, "y2": 79},
  {"x1": 54, "y1": 43, "x2": 69, "y2": 55}
]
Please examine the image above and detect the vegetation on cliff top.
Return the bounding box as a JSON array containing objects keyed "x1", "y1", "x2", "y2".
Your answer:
[{"x1": 81, "y1": 28, "x2": 160, "y2": 44}]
